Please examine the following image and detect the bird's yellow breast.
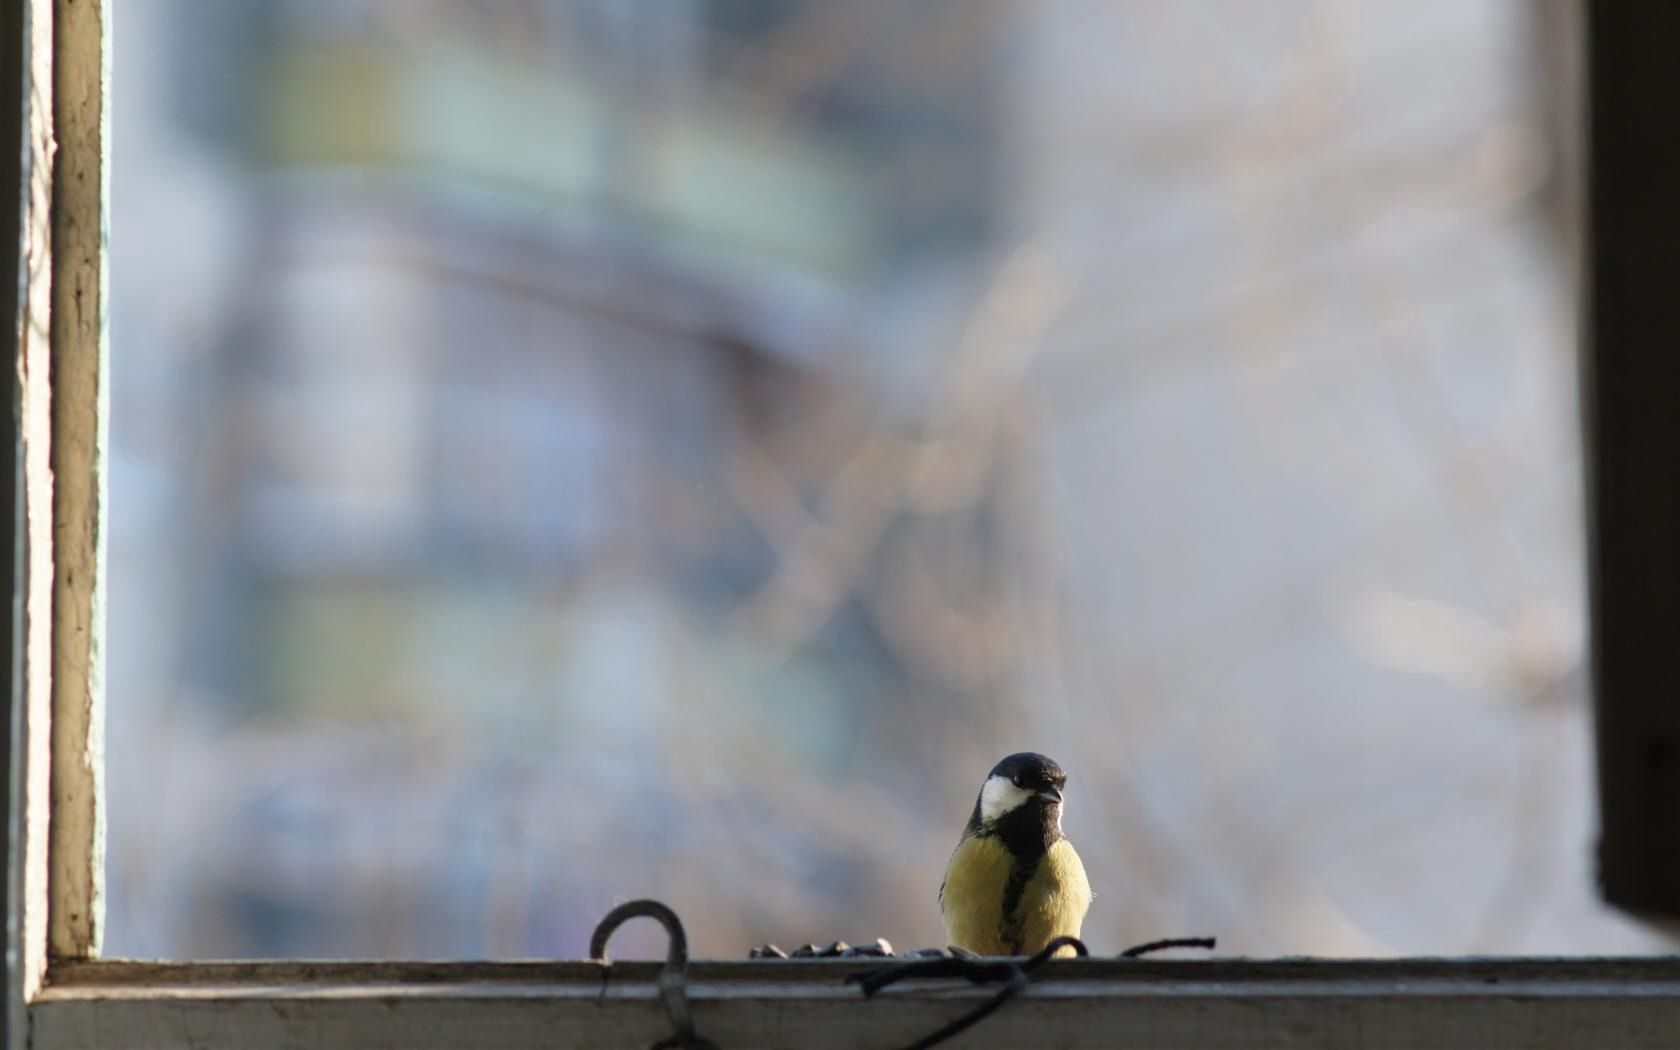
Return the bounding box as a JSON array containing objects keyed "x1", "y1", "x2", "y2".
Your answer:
[
  {"x1": 940, "y1": 835, "x2": 1016, "y2": 955},
  {"x1": 940, "y1": 835, "x2": 1091, "y2": 956}
]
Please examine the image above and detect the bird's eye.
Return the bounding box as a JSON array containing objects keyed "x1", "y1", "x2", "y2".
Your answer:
[{"x1": 1012, "y1": 775, "x2": 1025, "y2": 788}]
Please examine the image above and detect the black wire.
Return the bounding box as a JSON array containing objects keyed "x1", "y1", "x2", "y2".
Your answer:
[
  {"x1": 1118, "y1": 936, "x2": 1218, "y2": 958},
  {"x1": 850, "y1": 935, "x2": 1217, "y2": 1049},
  {"x1": 899, "y1": 965, "x2": 1028, "y2": 1050},
  {"x1": 848, "y1": 937, "x2": 1089, "y2": 1050}
]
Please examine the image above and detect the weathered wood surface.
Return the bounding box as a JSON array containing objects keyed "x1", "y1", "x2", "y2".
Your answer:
[
  {"x1": 31, "y1": 958, "x2": 1680, "y2": 1049},
  {"x1": 46, "y1": 0, "x2": 107, "y2": 964}
]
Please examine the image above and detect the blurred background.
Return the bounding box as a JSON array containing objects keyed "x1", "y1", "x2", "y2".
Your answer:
[{"x1": 108, "y1": 0, "x2": 1660, "y2": 960}]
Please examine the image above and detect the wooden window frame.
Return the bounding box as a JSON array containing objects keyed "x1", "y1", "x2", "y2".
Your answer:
[{"x1": 7, "y1": 2, "x2": 1680, "y2": 1048}]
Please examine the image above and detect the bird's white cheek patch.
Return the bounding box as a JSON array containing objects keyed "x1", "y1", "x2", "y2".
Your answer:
[{"x1": 979, "y1": 776, "x2": 1034, "y2": 822}]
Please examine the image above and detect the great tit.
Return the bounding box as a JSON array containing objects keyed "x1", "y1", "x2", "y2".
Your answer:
[{"x1": 939, "y1": 752, "x2": 1092, "y2": 956}]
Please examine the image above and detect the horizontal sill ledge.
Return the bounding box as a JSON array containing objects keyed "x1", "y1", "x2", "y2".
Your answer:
[
  {"x1": 33, "y1": 957, "x2": 1680, "y2": 1050},
  {"x1": 41, "y1": 955, "x2": 1680, "y2": 993}
]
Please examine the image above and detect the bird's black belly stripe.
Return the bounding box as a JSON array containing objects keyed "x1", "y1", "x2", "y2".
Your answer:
[{"x1": 998, "y1": 854, "x2": 1040, "y2": 954}]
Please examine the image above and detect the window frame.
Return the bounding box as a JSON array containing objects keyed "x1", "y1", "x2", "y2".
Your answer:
[{"x1": 10, "y1": 2, "x2": 1680, "y2": 1048}]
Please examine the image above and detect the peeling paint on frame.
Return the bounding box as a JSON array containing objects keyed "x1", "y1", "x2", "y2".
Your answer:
[{"x1": 45, "y1": 0, "x2": 107, "y2": 964}]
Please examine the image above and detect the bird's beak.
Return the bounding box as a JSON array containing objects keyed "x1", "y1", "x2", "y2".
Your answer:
[{"x1": 1037, "y1": 785, "x2": 1063, "y2": 804}]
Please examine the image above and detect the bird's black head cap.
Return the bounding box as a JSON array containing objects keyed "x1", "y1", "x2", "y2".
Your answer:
[{"x1": 989, "y1": 752, "x2": 1067, "y2": 791}]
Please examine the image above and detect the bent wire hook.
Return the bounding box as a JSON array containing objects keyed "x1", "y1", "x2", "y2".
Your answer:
[{"x1": 589, "y1": 899, "x2": 719, "y2": 1050}]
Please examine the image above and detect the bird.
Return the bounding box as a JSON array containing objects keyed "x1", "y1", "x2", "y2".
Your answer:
[{"x1": 939, "y1": 752, "x2": 1092, "y2": 957}]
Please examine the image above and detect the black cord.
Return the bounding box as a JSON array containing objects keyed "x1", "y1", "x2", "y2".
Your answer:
[
  {"x1": 849, "y1": 935, "x2": 1217, "y2": 1049},
  {"x1": 1119, "y1": 936, "x2": 1218, "y2": 958},
  {"x1": 848, "y1": 937, "x2": 1088, "y2": 1050},
  {"x1": 896, "y1": 965, "x2": 1028, "y2": 1050}
]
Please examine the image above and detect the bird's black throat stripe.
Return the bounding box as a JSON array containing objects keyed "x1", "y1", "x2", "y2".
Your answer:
[{"x1": 967, "y1": 796, "x2": 1064, "y2": 953}]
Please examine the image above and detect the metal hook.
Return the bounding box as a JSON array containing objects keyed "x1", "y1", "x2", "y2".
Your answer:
[{"x1": 589, "y1": 899, "x2": 718, "y2": 1050}]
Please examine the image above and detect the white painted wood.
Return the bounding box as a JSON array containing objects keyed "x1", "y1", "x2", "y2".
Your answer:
[
  {"x1": 17, "y1": 0, "x2": 58, "y2": 1007},
  {"x1": 29, "y1": 958, "x2": 1680, "y2": 1050},
  {"x1": 46, "y1": 0, "x2": 108, "y2": 965}
]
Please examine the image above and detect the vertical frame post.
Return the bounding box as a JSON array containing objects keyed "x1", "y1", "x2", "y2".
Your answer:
[
  {"x1": 45, "y1": 0, "x2": 105, "y2": 963},
  {"x1": 1585, "y1": 2, "x2": 1680, "y2": 920},
  {"x1": 7, "y1": 0, "x2": 106, "y2": 1019}
]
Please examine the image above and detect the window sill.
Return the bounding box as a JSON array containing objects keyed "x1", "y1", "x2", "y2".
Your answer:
[{"x1": 31, "y1": 957, "x2": 1680, "y2": 1049}]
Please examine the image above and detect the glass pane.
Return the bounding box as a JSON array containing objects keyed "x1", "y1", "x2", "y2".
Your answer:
[{"x1": 110, "y1": 0, "x2": 1639, "y2": 959}]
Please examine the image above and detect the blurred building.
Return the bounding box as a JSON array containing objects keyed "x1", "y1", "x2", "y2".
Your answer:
[
  {"x1": 114, "y1": 0, "x2": 1025, "y2": 958},
  {"x1": 109, "y1": 1, "x2": 1661, "y2": 961}
]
